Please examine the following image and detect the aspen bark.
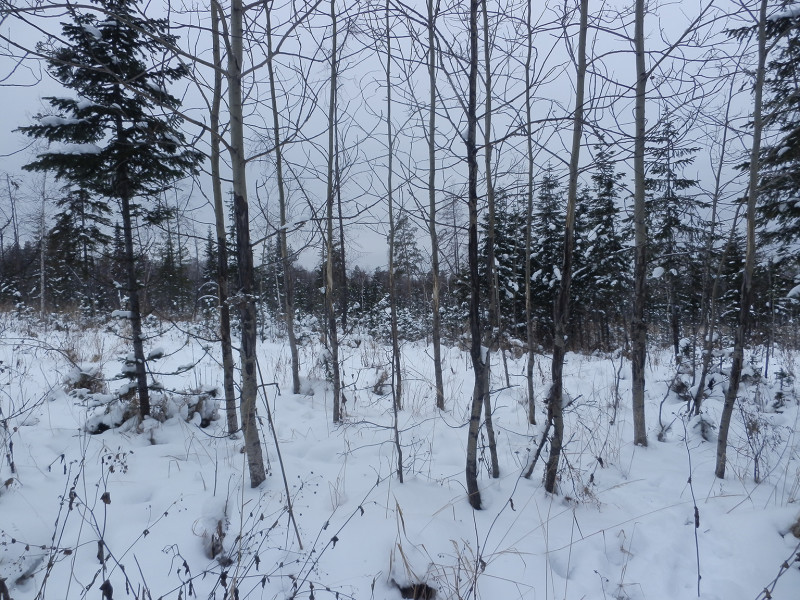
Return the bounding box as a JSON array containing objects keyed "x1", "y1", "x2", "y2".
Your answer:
[
  {"x1": 325, "y1": 0, "x2": 342, "y2": 423},
  {"x1": 228, "y1": 0, "x2": 266, "y2": 487},
  {"x1": 545, "y1": 0, "x2": 587, "y2": 494},
  {"x1": 386, "y1": 1, "x2": 403, "y2": 482},
  {"x1": 524, "y1": 0, "x2": 535, "y2": 425},
  {"x1": 427, "y1": 0, "x2": 445, "y2": 411},
  {"x1": 266, "y1": 4, "x2": 301, "y2": 395},
  {"x1": 211, "y1": 0, "x2": 238, "y2": 435}
]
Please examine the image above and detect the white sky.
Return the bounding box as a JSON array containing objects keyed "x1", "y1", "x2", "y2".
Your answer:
[{"x1": 0, "y1": 0, "x2": 767, "y2": 271}]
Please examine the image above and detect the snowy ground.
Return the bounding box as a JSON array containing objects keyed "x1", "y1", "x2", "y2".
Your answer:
[{"x1": 1, "y1": 313, "x2": 799, "y2": 600}]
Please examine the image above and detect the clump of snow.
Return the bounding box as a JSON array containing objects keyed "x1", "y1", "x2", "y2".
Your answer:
[
  {"x1": 52, "y1": 143, "x2": 102, "y2": 155},
  {"x1": 38, "y1": 115, "x2": 86, "y2": 127}
]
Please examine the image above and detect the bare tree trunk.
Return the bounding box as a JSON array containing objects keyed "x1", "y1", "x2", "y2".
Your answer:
[
  {"x1": 481, "y1": 0, "x2": 499, "y2": 480},
  {"x1": 335, "y1": 133, "x2": 348, "y2": 332},
  {"x1": 266, "y1": 4, "x2": 301, "y2": 395},
  {"x1": 228, "y1": 0, "x2": 266, "y2": 487},
  {"x1": 465, "y1": 0, "x2": 487, "y2": 510},
  {"x1": 524, "y1": 0, "x2": 536, "y2": 426},
  {"x1": 326, "y1": 0, "x2": 342, "y2": 423},
  {"x1": 716, "y1": 0, "x2": 767, "y2": 479},
  {"x1": 631, "y1": 0, "x2": 648, "y2": 447},
  {"x1": 427, "y1": 0, "x2": 445, "y2": 412},
  {"x1": 386, "y1": 1, "x2": 403, "y2": 483},
  {"x1": 210, "y1": 0, "x2": 239, "y2": 435},
  {"x1": 545, "y1": 0, "x2": 587, "y2": 494},
  {"x1": 386, "y1": 3, "x2": 402, "y2": 413}
]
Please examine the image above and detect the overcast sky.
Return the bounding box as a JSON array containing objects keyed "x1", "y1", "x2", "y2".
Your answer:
[{"x1": 0, "y1": 0, "x2": 762, "y2": 271}]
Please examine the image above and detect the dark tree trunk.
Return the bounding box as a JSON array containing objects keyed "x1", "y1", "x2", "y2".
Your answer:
[
  {"x1": 118, "y1": 177, "x2": 150, "y2": 420},
  {"x1": 481, "y1": 0, "x2": 500, "y2": 480},
  {"x1": 115, "y1": 108, "x2": 150, "y2": 419},
  {"x1": 631, "y1": 0, "x2": 648, "y2": 447},
  {"x1": 465, "y1": 0, "x2": 486, "y2": 510}
]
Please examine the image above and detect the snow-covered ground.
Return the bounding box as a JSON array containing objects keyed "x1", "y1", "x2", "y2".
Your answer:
[{"x1": 1, "y1": 313, "x2": 798, "y2": 599}]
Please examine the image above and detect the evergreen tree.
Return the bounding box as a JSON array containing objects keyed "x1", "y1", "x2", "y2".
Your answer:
[
  {"x1": 392, "y1": 212, "x2": 425, "y2": 310},
  {"x1": 530, "y1": 165, "x2": 565, "y2": 345},
  {"x1": 47, "y1": 186, "x2": 112, "y2": 310},
  {"x1": 479, "y1": 190, "x2": 527, "y2": 338},
  {"x1": 574, "y1": 143, "x2": 630, "y2": 346},
  {"x1": 151, "y1": 227, "x2": 192, "y2": 315},
  {"x1": 18, "y1": 0, "x2": 202, "y2": 418},
  {"x1": 753, "y1": 4, "x2": 800, "y2": 264},
  {"x1": 645, "y1": 118, "x2": 705, "y2": 357},
  {"x1": 199, "y1": 228, "x2": 218, "y2": 312}
]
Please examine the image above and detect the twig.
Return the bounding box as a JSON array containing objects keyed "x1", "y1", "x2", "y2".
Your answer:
[
  {"x1": 255, "y1": 357, "x2": 303, "y2": 550},
  {"x1": 681, "y1": 417, "x2": 702, "y2": 597},
  {"x1": 753, "y1": 540, "x2": 800, "y2": 600},
  {"x1": 523, "y1": 418, "x2": 552, "y2": 479}
]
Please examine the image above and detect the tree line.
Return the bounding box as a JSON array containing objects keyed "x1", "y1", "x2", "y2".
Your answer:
[{"x1": 1, "y1": 0, "x2": 799, "y2": 500}]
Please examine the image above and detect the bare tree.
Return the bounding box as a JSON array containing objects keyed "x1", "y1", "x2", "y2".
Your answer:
[
  {"x1": 465, "y1": 0, "x2": 486, "y2": 510},
  {"x1": 524, "y1": 0, "x2": 536, "y2": 426},
  {"x1": 427, "y1": 0, "x2": 445, "y2": 411},
  {"x1": 209, "y1": 0, "x2": 239, "y2": 436},
  {"x1": 384, "y1": 0, "x2": 403, "y2": 482},
  {"x1": 544, "y1": 0, "x2": 587, "y2": 494},
  {"x1": 325, "y1": 0, "x2": 343, "y2": 424},
  {"x1": 228, "y1": 0, "x2": 266, "y2": 487},
  {"x1": 265, "y1": 1, "x2": 301, "y2": 395},
  {"x1": 716, "y1": 0, "x2": 768, "y2": 479},
  {"x1": 630, "y1": 0, "x2": 649, "y2": 448},
  {"x1": 480, "y1": 0, "x2": 500, "y2": 480}
]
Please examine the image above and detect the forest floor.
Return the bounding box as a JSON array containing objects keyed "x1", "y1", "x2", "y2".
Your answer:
[{"x1": 1, "y1": 313, "x2": 799, "y2": 600}]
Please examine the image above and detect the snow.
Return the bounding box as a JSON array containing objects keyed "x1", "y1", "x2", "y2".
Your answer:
[
  {"x1": 38, "y1": 115, "x2": 85, "y2": 127},
  {"x1": 50, "y1": 143, "x2": 102, "y2": 155},
  {"x1": 75, "y1": 99, "x2": 98, "y2": 110},
  {"x1": 652, "y1": 266, "x2": 665, "y2": 279},
  {"x1": 1, "y1": 318, "x2": 798, "y2": 600},
  {"x1": 772, "y1": 6, "x2": 800, "y2": 20},
  {"x1": 81, "y1": 23, "x2": 102, "y2": 40}
]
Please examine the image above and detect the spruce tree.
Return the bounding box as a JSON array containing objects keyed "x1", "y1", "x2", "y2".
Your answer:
[
  {"x1": 576, "y1": 143, "x2": 630, "y2": 346},
  {"x1": 47, "y1": 187, "x2": 112, "y2": 311},
  {"x1": 645, "y1": 118, "x2": 705, "y2": 357},
  {"x1": 754, "y1": 4, "x2": 800, "y2": 264},
  {"x1": 18, "y1": 0, "x2": 202, "y2": 419},
  {"x1": 530, "y1": 166, "x2": 565, "y2": 346},
  {"x1": 479, "y1": 190, "x2": 527, "y2": 338}
]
